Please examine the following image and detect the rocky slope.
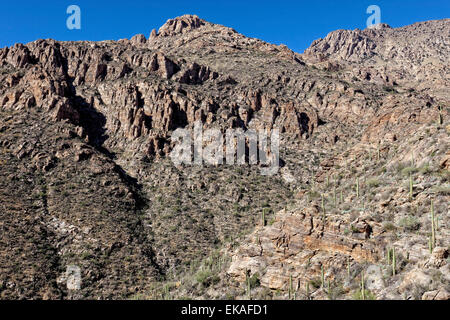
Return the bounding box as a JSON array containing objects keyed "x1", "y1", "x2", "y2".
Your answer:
[
  {"x1": 0, "y1": 15, "x2": 448, "y2": 300},
  {"x1": 303, "y1": 19, "x2": 449, "y2": 100}
]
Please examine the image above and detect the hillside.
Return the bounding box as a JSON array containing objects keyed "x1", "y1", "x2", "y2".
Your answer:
[{"x1": 0, "y1": 15, "x2": 448, "y2": 300}]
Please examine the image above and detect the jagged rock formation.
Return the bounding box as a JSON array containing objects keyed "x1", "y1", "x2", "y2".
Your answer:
[
  {"x1": 0, "y1": 15, "x2": 448, "y2": 300},
  {"x1": 156, "y1": 14, "x2": 206, "y2": 37}
]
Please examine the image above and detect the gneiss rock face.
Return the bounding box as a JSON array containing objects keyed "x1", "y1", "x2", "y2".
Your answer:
[{"x1": 0, "y1": 15, "x2": 448, "y2": 300}]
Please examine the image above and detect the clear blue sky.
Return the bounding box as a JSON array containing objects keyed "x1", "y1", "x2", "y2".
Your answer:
[{"x1": 1, "y1": 0, "x2": 449, "y2": 53}]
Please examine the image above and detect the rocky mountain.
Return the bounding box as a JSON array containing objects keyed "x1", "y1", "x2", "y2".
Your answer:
[
  {"x1": 0, "y1": 15, "x2": 448, "y2": 300},
  {"x1": 303, "y1": 19, "x2": 449, "y2": 100}
]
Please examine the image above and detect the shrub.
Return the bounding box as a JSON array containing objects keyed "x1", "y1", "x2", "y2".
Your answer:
[
  {"x1": 431, "y1": 185, "x2": 450, "y2": 195},
  {"x1": 398, "y1": 216, "x2": 421, "y2": 231},
  {"x1": 383, "y1": 222, "x2": 397, "y2": 232},
  {"x1": 352, "y1": 289, "x2": 376, "y2": 300},
  {"x1": 248, "y1": 273, "x2": 260, "y2": 289},
  {"x1": 196, "y1": 270, "x2": 213, "y2": 287},
  {"x1": 383, "y1": 86, "x2": 396, "y2": 93},
  {"x1": 309, "y1": 277, "x2": 322, "y2": 289},
  {"x1": 308, "y1": 190, "x2": 320, "y2": 199},
  {"x1": 366, "y1": 178, "x2": 381, "y2": 188},
  {"x1": 419, "y1": 165, "x2": 432, "y2": 175},
  {"x1": 436, "y1": 170, "x2": 450, "y2": 183}
]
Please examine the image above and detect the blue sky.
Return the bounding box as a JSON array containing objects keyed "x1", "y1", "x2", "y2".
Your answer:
[{"x1": 1, "y1": 0, "x2": 448, "y2": 53}]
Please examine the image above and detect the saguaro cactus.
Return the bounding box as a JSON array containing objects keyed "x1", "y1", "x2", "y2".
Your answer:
[
  {"x1": 327, "y1": 279, "x2": 331, "y2": 298},
  {"x1": 347, "y1": 256, "x2": 351, "y2": 278},
  {"x1": 321, "y1": 194, "x2": 325, "y2": 216},
  {"x1": 288, "y1": 275, "x2": 293, "y2": 300},
  {"x1": 387, "y1": 247, "x2": 391, "y2": 265},
  {"x1": 321, "y1": 265, "x2": 325, "y2": 288},
  {"x1": 333, "y1": 186, "x2": 337, "y2": 207},
  {"x1": 409, "y1": 172, "x2": 414, "y2": 201},
  {"x1": 246, "y1": 273, "x2": 251, "y2": 300},
  {"x1": 306, "y1": 282, "x2": 310, "y2": 300},
  {"x1": 356, "y1": 178, "x2": 360, "y2": 198},
  {"x1": 361, "y1": 271, "x2": 365, "y2": 300},
  {"x1": 164, "y1": 284, "x2": 169, "y2": 300},
  {"x1": 392, "y1": 247, "x2": 396, "y2": 276},
  {"x1": 430, "y1": 200, "x2": 436, "y2": 251}
]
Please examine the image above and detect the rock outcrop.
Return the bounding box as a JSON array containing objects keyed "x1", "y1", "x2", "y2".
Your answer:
[{"x1": 157, "y1": 15, "x2": 206, "y2": 37}]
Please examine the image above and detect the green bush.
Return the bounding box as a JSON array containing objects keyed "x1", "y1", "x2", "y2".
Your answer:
[
  {"x1": 352, "y1": 289, "x2": 376, "y2": 300},
  {"x1": 248, "y1": 273, "x2": 260, "y2": 289},
  {"x1": 431, "y1": 185, "x2": 450, "y2": 195},
  {"x1": 398, "y1": 216, "x2": 420, "y2": 231},
  {"x1": 196, "y1": 270, "x2": 213, "y2": 287},
  {"x1": 419, "y1": 165, "x2": 432, "y2": 175},
  {"x1": 383, "y1": 222, "x2": 397, "y2": 232},
  {"x1": 308, "y1": 190, "x2": 320, "y2": 199},
  {"x1": 366, "y1": 178, "x2": 381, "y2": 188},
  {"x1": 309, "y1": 277, "x2": 322, "y2": 289}
]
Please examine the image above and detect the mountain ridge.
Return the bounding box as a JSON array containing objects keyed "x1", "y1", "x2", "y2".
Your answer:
[{"x1": 0, "y1": 15, "x2": 448, "y2": 300}]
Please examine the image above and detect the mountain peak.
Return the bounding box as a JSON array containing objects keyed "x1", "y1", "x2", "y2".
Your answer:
[{"x1": 156, "y1": 14, "x2": 208, "y2": 37}]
